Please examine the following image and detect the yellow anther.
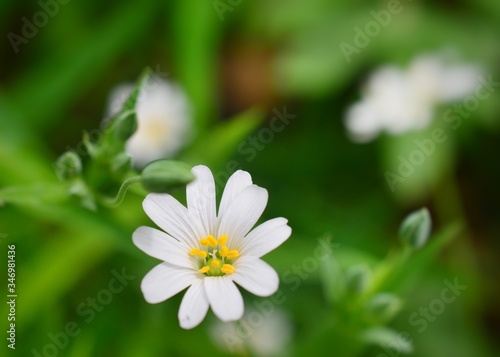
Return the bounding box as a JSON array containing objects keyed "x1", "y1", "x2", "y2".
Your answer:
[
  {"x1": 220, "y1": 246, "x2": 229, "y2": 257},
  {"x1": 211, "y1": 260, "x2": 220, "y2": 267},
  {"x1": 221, "y1": 264, "x2": 235, "y2": 275},
  {"x1": 227, "y1": 250, "x2": 239, "y2": 260},
  {"x1": 189, "y1": 248, "x2": 202, "y2": 256},
  {"x1": 189, "y1": 248, "x2": 207, "y2": 259},
  {"x1": 198, "y1": 266, "x2": 209, "y2": 274},
  {"x1": 207, "y1": 235, "x2": 218, "y2": 247},
  {"x1": 199, "y1": 238, "x2": 210, "y2": 246},
  {"x1": 217, "y1": 234, "x2": 228, "y2": 245}
]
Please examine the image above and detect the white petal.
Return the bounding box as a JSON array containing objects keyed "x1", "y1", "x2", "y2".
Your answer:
[
  {"x1": 132, "y1": 226, "x2": 194, "y2": 269},
  {"x1": 143, "y1": 193, "x2": 202, "y2": 248},
  {"x1": 178, "y1": 279, "x2": 210, "y2": 329},
  {"x1": 438, "y1": 65, "x2": 481, "y2": 102},
  {"x1": 126, "y1": 79, "x2": 192, "y2": 168},
  {"x1": 345, "y1": 101, "x2": 381, "y2": 143},
  {"x1": 187, "y1": 165, "x2": 217, "y2": 236},
  {"x1": 239, "y1": 218, "x2": 292, "y2": 258},
  {"x1": 204, "y1": 277, "x2": 244, "y2": 322},
  {"x1": 141, "y1": 263, "x2": 197, "y2": 304},
  {"x1": 218, "y1": 185, "x2": 268, "y2": 249},
  {"x1": 232, "y1": 256, "x2": 279, "y2": 297},
  {"x1": 218, "y1": 170, "x2": 253, "y2": 218},
  {"x1": 106, "y1": 83, "x2": 133, "y2": 117}
]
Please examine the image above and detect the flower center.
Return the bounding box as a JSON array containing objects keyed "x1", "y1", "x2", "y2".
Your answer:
[
  {"x1": 188, "y1": 234, "x2": 239, "y2": 276},
  {"x1": 139, "y1": 117, "x2": 171, "y2": 144}
]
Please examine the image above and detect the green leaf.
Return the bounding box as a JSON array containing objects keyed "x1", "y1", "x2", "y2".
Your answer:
[
  {"x1": 180, "y1": 108, "x2": 265, "y2": 169},
  {"x1": 120, "y1": 68, "x2": 154, "y2": 114},
  {"x1": 98, "y1": 69, "x2": 153, "y2": 159},
  {"x1": 113, "y1": 110, "x2": 138, "y2": 142}
]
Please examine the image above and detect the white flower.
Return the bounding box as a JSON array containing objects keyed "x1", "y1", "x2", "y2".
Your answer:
[
  {"x1": 106, "y1": 77, "x2": 192, "y2": 167},
  {"x1": 345, "y1": 53, "x2": 481, "y2": 142},
  {"x1": 210, "y1": 307, "x2": 293, "y2": 356},
  {"x1": 132, "y1": 165, "x2": 292, "y2": 329}
]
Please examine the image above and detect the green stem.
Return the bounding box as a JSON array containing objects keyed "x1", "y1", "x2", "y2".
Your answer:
[
  {"x1": 432, "y1": 165, "x2": 479, "y2": 276},
  {"x1": 364, "y1": 245, "x2": 412, "y2": 299},
  {"x1": 101, "y1": 176, "x2": 142, "y2": 208},
  {"x1": 235, "y1": 320, "x2": 252, "y2": 357}
]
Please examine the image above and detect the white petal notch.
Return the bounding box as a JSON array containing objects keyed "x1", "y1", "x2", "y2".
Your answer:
[{"x1": 132, "y1": 165, "x2": 292, "y2": 329}]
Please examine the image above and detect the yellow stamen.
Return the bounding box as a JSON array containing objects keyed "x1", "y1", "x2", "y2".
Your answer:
[
  {"x1": 189, "y1": 248, "x2": 202, "y2": 256},
  {"x1": 211, "y1": 259, "x2": 220, "y2": 267},
  {"x1": 217, "y1": 234, "x2": 228, "y2": 245},
  {"x1": 207, "y1": 235, "x2": 218, "y2": 247},
  {"x1": 193, "y1": 234, "x2": 240, "y2": 276},
  {"x1": 189, "y1": 248, "x2": 207, "y2": 259},
  {"x1": 198, "y1": 266, "x2": 209, "y2": 274},
  {"x1": 221, "y1": 264, "x2": 235, "y2": 274},
  {"x1": 227, "y1": 250, "x2": 239, "y2": 260}
]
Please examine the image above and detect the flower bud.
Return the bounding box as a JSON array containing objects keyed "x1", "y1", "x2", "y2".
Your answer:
[
  {"x1": 55, "y1": 151, "x2": 82, "y2": 181},
  {"x1": 141, "y1": 160, "x2": 195, "y2": 193},
  {"x1": 68, "y1": 179, "x2": 96, "y2": 211},
  {"x1": 344, "y1": 265, "x2": 371, "y2": 295},
  {"x1": 399, "y1": 208, "x2": 432, "y2": 249},
  {"x1": 366, "y1": 293, "x2": 402, "y2": 321}
]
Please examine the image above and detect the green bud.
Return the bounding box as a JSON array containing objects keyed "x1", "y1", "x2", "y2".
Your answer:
[
  {"x1": 55, "y1": 151, "x2": 82, "y2": 181},
  {"x1": 344, "y1": 265, "x2": 371, "y2": 295},
  {"x1": 114, "y1": 110, "x2": 137, "y2": 141},
  {"x1": 68, "y1": 179, "x2": 97, "y2": 211},
  {"x1": 366, "y1": 293, "x2": 402, "y2": 322},
  {"x1": 399, "y1": 208, "x2": 432, "y2": 249},
  {"x1": 362, "y1": 327, "x2": 413, "y2": 354},
  {"x1": 141, "y1": 160, "x2": 195, "y2": 193}
]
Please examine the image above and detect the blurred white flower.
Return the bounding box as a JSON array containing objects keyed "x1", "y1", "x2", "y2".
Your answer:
[
  {"x1": 210, "y1": 307, "x2": 293, "y2": 356},
  {"x1": 345, "y1": 53, "x2": 481, "y2": 142},
  {"x1": 106, "y1": 77, "x2": 192, "y2": 167},
  {"x1": 133, "y1": 165, "x2": 292, "y2": 329}
]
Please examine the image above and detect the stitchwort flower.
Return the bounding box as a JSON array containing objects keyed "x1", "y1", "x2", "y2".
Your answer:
[
  {"x1": 345, "y1": 52, "x2": 481, "y2": 142},
  {"x1": 106, "y1": 78, "x2": 192, "y2": 168},
  {"x1": 133, "y1": 165, "x2": 292, "y2": 329}
]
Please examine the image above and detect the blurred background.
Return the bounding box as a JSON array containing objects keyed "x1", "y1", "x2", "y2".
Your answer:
[{"x1": 1, "y1": 0, "x2": 499, "y2": 356}]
